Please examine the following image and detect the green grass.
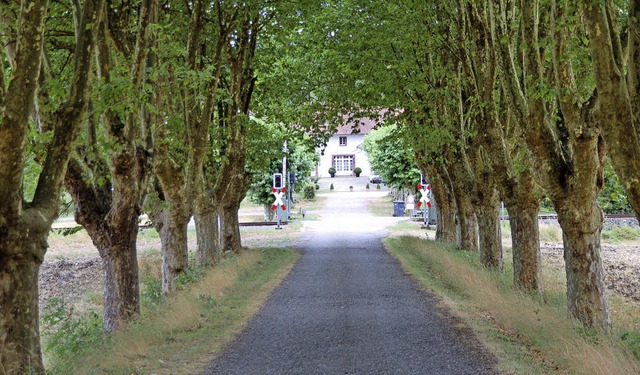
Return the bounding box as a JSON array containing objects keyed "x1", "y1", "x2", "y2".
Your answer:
[
  {"x1": 384, "y1": 235, "x2": 640, "y2": 375},
  {"x1": 602, "y1": 226, "x2": 640, "y2": 243},
  {"x1": 538, "y1": 223, "x2": 562, "y2": 242},
  {"x1": 137, "y1": 226, "x2": 160, "y2": 239},
  {"x1": 295, "y1": 195, "x2": 327, "y2": 211},
  {"x1": 239, "y1": 197, "x2": 263, "y2": 210},
  {"x1": 367, "y1": 194, "x2": 394, "y2": 217},
  {"x1": 44, "y1": 247, "x2": 300, "y2": 374}
]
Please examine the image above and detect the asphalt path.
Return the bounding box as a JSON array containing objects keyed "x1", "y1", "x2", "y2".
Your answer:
[{"x1": 204, "y1": 190, "x2": 496, "y2": 374}]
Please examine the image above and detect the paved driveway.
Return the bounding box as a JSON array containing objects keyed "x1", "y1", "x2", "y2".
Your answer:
[{"x1": 204, "y1": 191, "x2": 496, "y2": 374}]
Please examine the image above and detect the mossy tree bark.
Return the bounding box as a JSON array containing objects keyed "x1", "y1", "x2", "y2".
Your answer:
[
  {"x1": 505, "y1": 183, "x2": 543, "y2": 291},
  {"x1": 475, "y1": 184, "x2": 503, "y2": 269},
  {"x1": 195, "y1": 200, "x2": 221, "y2": 267},
  {"x1": 0, "y1": 0, "x2": 103, "y2": 371}
]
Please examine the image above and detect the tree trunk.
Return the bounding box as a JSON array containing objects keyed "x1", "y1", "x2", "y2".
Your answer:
[
  {"x1": 66, "y1": 154, "x2": 147, "y2": 332},
  {"x1": 101, "y1": 237, "x2": 140, "y2": 332},
  {"x1": 436, "y1": 193, "x2": 458, "y2": 243},
  {"x1": 425, "y1": 164, "x2": 458, "y2": 243},
  {"x1": 0, "y1": 232, "x2": 46, "y2": 374},
  {"x1": 155, "y1": 209, "x2": 190, "y2": 294},
  {"x1": 507, "y1": 202, "x2": 542, "y2": 291},
  {"x1": 557, "y1": 201, "x2": 610, "y2": 329},
  {"x1": 476, "y1": 189, "x2": 503, "y2": 269},
  {"x1": 454, "y1": 190, "x2": 478, "y2": 251},
  {"x1": 195, "y1": 203, "x2": 221, "y2": 268},
  {"x1": 221, "y1": 200, "x2": 242, "y2": 254}
]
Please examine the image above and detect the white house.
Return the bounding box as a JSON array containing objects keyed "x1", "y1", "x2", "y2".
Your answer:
[{"x1": 316, "y1": 117, "x2": 377, "y2": 177}]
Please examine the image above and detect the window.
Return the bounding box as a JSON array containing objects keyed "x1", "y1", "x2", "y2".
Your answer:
[
  {"x1": 333, "y1": 155, "x2": 354, "y2": 172},
  {"x1": 339, "y1": 136, "x2": 347, "y2": 146}
]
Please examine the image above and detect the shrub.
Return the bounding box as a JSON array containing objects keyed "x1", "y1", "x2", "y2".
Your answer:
[
  {"x1": 328, "y1": 167, "x2": 336, "y2": 176},
  {"x1": 354, "y1": 167, "x2": 362, "y2": 177},
  {"x1": 330, "y1": 183, "x2": 334, "y2": 190},
  {"x1": 366, "y1": 183, "x2": 370, "y2": 189},
  {"x1": 303, "y1": 184, "x2": 316, "y2": 199},
  {"x1": 622, "y1": 331, "x2": 640, "y2": 360},
  {"x1": 602, "y1": 226, "x2": 640, "y2": 243},
  {"x1": 376, "y1": 183, "x2": 381, "y2": 189},
  {"x1": 141, "y1": 274, "x2": 163, "y2": 306},
  {"x1": 315, "y1": 184, "x2": 320, "y2": 190}
]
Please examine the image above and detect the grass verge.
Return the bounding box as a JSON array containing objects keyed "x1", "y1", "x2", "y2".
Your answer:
[
  {"x1": 384, "y1": 235, "x2": 640, "y2": 375},
  {"x1": 367, "y1": 194, "x2": 394, "y2": 217},
  {"x1": 45, "y1": 247, "x2": 300, "y2": 374}
]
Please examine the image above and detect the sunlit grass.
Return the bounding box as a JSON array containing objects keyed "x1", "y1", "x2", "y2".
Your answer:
[
  {"x1": 385, "y1": 236, "x2": 640, "y2": 375},
  {"x1": 367, "y1": 194, "x2": 394, "y2": 217},
  {"x1": 45, "y1": 248, "x2": 300, "y2": 374}
]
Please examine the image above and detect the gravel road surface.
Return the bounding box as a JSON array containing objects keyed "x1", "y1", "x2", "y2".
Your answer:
[{"x1": 204, "y1": 188, "x2": 496, "y2": 374}]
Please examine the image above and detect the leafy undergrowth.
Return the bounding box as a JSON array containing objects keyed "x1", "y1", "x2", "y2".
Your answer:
[
  {"x1": 384, "y1": 236, "x2": 640, "y2": 375},
  {"x1": 43, "y1": 247, "x2": 300, "y2": 374}
]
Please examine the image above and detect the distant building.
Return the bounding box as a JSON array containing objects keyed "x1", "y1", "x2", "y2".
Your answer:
[{"x1": 316, "y1": 117, "x2": 377, "y2": 177}]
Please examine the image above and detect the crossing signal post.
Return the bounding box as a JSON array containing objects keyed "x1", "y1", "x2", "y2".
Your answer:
[
  {"x1": 273, "y1": 173, "x2": 283, "y2": 189},
  {"x1": 272, "y1": 173, "x2": 286, "y2": 230},
  {"x1": 418, "y1": 173, "x2": 432, "y2": 228}
]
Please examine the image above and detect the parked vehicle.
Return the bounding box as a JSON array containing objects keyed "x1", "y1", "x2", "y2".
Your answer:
[{"x1": 369, "y1": 175, "x2": 382, "y2": 183}]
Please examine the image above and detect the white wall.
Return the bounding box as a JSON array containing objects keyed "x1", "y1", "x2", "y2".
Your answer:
[{"x1": 316, "y1": 134, "x2": 372, "y2": 177}]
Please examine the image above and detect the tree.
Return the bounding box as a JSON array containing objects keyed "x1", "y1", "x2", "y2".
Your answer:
[
  {"x1": 259, "y1": 0, "x2": 608, "y2": 326},
  {"x1": 581, "y1": 1, "x2": 640, "y2": 223},
  {"x1": 145, "y1": 0, "x2": 232, "y2": 293},
  {"x1": 64, "y1": 0, "x2": 157, "y2": 331},
  {"x1": 494, "y1": 0, "x2": 609, "y2": 328},
  {"x1": 363, "y1": 124, "x2": 420, "y2": 195},
  {"x1": 0, "y1": 0, "x2": 103, "y2": 371}
]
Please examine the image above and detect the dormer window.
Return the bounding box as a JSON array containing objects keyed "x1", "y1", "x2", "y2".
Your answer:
[{"x1": 339, "y1": 136, "x2": 347, "y2": 146}]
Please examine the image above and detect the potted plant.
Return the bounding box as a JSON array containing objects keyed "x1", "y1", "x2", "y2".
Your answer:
[
  {"x1": 366, "y1": 183, "x2": 370, "y2": 190},
  {"x1": 330, "y1": 183, "x2": 334, "y2": 191},
  {"x1": 328, "y1": 167, "x2": 336, "y2": 178},
  {"x1": 353, "y1": 167, "x2": 362, "y2": 177},
  {"x1": 349, "y1": 185, "x2": 353, "y2": 191},
  {"x1": 376, "y1": 183, "x2": 381, "y2": 190}
]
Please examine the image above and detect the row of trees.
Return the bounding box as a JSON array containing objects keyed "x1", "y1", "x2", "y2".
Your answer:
[
  {"x1": 263, "y1": 0, "x2": 640, "y2": 332},
  {"x1": 0, "y1": 0, "x2": 323, "y2": 372},
  {"x1": 4, "y1": 0, "x2": 638, "y2": 371}
]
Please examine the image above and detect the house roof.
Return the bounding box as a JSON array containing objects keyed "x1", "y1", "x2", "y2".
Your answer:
[{"x1": 335, "y1": 116, "x2": 379, "y2": 135}]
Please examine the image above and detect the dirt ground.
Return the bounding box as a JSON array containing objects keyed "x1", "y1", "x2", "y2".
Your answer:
[
  {"x1": 540, "y1": 241, "x2": 640, "y2": 303},
  {"x1": 39, "y1": 230, "x2": 173, "y2": 314}
]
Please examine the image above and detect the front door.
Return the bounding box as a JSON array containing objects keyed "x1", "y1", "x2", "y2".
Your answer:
[{"x1": 332, "y1": 155, "x2": 354, "y2": 176}]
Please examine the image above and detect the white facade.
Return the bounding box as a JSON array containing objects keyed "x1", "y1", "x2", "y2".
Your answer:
[{"x1": 317, "y1": 133, "x2": 373, "y2": 177}]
